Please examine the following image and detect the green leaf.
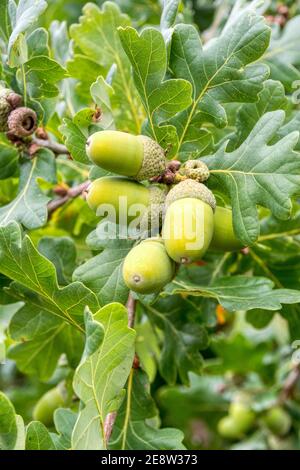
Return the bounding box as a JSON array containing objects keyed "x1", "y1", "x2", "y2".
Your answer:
[
  {"x1": 8, "y1": 292, "x2": 83, "y2": 380},
  {"x1": 0, "y1": 0, "x2": 10, "y2": 42},
  {"x1": 90, "y1": 76, "x2": 115, "y2": 130},
  {"x1": 204, "y1": 111, "x2": 300, "y2": 246},
  {"x1": 211, "y1": 334, "x2": 271, "y2": 374},
  {"x1": 72, "y1": 305, "x2": 135, "y2": 450},
  {"x1": 0, "y1": 149, "x2": 56, "y2": 230},
  {"x1": 27, "y1": 28, "x2": 49, "y2": 58},
  {"x1": 23, "y1": 55, "x2": 66, "y2": 98},
  {"x1": 0, "y1": 135, "x2": 18, "y2": 180},
  {"x1": 141, "y1": 296, "x2": 209, "y2": 385},
  {"x1": 60, "y1": 110, "x2": 95, "y2": 164},
  {"x1": 0, "y1": 222, "x2": 99, "y2": 332},
  {"x1": 170, "y1": 10, "x2": 270, "y2": 156},
  {"x1": 227, "y1": 79, "x2": 288, "y2": 151},
  {"x1": 69, "y1": 1, "x2": 143, "y2": 134},
  {"x1": 51, "y1": 409, "x2": 77, "y2": 450},
  {"x1": 263, "y1": 16, "x2": 300, "y2": 91},
  {"x1": 8, "y1": 0, "x2": 48, "y2": 66},
  {"x1": 160, "y1": 0, "x2": 180, "y2": 45},
  {"x1": 38, "y1": 236, "x2": 77, "y2": 285},
  {"x1": 73, "y1": 240, "x2": 133, "y2": 306},
  {"x1": 119, "y1": 26, "x2": 192, "y2": 155},
  {"x1": 25, "y1": 421, "x2": 55, "y2": 450},
  {"x1": 110, "y1": 369, "x2": 185, "y2": 450},
  {"x1": 165, "y1": 275, "x2": 300, "y2": 312},
  {"x1": 0, "y1": 392, "x2": 18, "y2": 450}
]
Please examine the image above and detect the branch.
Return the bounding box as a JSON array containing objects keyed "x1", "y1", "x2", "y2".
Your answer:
[
  {"x1": 279, "y1": 365, "x2": 300, "y2": 403},
  {"x1": 47, "y1": 181, "x2": 91, "y2": 215},
  {"x1": 126, "y1": 293, "x2": 136, "y2": 328},
  {"x1": 104, "y1": 292, "x2": 137, "y2": 448},
  {"x1": 32, "y1": 137, "x2": 69, "y2": 155}
]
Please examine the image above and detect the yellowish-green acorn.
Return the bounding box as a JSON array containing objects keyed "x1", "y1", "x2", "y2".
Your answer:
[
  {"x1": 162, "y1": 179, "x2": 216, "y2": 264},
  {"x1": 86, "y1": 176, "x2": 166, "y2": 229},
  {"x1": 33, "y1": 385, "x2": 67, "y2": 427},
  {"x1": 229, "y1": 402, "x2": 256, "y2": 432},
  {"x1": 217, "y1": 416, "x2": 244, "y2": 440},
  {"x1": 263, "y1": 407, "x2": 292, "y2": 436},
  {"x1": 218, "y1": 402, "x2": 256, "y2": 440},
  {"x1": 123, "y1": 239, "x2": 176, "y2": 294},
  {"x1": 86, "y1": 130, "x2": 166, "y2": 181},
  {"x1": 210, "y1": 207, "x2": 243, "y2": 252}
]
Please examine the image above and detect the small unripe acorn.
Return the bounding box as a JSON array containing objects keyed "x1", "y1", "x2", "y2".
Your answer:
[
  {"x1": 210, "y1": 207, "x2": 244, "y2": 252},
  {"x1": 229, "y1": 402, "x2": 256, "y2": 432},
  {"x1": 162, "y1": 179, "x2": 216, "y2": 264},
  {"x1": 263, "y1": 407, "x2": 292, "y2": 437},
  {"x1": 86, "y1": 130, "x2": 166, "y2": 181},
  {"x1": 86, "y1": 176, "x2": 166, "y2": 231},
  {"x1": 122, "y1": 238, "x2": 176, "y2": 294},
  {"x1": 33, "y1": 385, "x2": 67, "y2": 427},
  {"x1": 217, "y1": 416, "x2": 243, "y2": 440}
]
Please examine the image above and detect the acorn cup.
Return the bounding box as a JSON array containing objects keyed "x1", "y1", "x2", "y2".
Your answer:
[
  {"x1": 122, "y1": 238, "x2": 176, "y2": 294},
  {"x1": 0, "y1": 87, "x2": 22, "y2": 132},
  {"x1": 86, "y1": 130, "x2": 166, "y2": 181},
  {"x1": 162, "y1": 179, "x2": 216, "y2": 264}
]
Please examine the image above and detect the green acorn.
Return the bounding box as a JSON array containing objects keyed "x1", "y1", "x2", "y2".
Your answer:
[
  {"x1": 86, "y1": 176, "x2": 167, "y2": 233},
  {"x1": 86, "y1": 130, "x2": 166, "y2": 181},
  {"x1": 162, "y1": 179, "x2": 216, "y2": 264},
  {"x1": 263, "y1": 407, "x2": 292, "y2": 436},
  {"x1": 33, "y1": 384, "x2": 67, "y2": 427},
  {"x1": 210, "y1": 206, "x2": 244, "y2": 252},
  {"x1": 123, "y1": 238, "x2": 176, "y2": 294}
]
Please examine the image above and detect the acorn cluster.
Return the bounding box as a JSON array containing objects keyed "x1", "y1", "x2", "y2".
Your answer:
[
  {"x1": 218, "y1": 398, "x2": 291, "y2": 441},
  {"x1": 86, "y1": 130, "x2": 243, "y2": 295}
]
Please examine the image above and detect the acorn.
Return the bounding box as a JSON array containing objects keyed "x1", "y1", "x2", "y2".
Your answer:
[
  {"x1": 86, "y1": 130, "x2": 166, "y2": 181},
  {"x1": 162, "y1": 179, "x2": 216, "y2": 264},
  {"x1": 122, "y1": 238, "x2": 176, "y2": 294},
  {"x1": 263, "y1": 407, "x2": 292, "y2": 437},
  {"x1": 33, "y1": 385, "x2": 67, "y2": 427},
  {"x1": 210, "y1": 207, "x2": 244, "y2": 252},
  {"x1": 86, "y1": 176, "x2": 167, "y2": 233}
]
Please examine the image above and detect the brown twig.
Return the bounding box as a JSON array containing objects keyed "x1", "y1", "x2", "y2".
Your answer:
[
  {"x1": 104, "y1": 411, "x2": 117, "y2": 447},
  {"x1": 103, "y1": 293, "x2": 137, "y2": 448},
  {"x1": 33, "y1": 137, "x2": 69, "y2": 155},
  {"x1": 279, "y1": 365, "x2": 300, "y2": 403},
  {"x1": 126, "y1": 293, "x2": 136, "y2": 328},
  {"x1": 47, "y1": 181, "x2": 91, "y2": 215}
]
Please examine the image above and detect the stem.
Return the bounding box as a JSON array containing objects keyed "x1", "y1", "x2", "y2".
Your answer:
[
  {"x1": 103, "y1": 292, "x2": 137, "y2": 448},
  {"x1": 104, "y1": 411, "x2": 117, "y2": 447},
  {"x1": 33, "y1": 138, "x2": 69, "y2": 155},
  {"x1": 249, "y1": 249, "x2": 283, "y2": 288},
  {"x1": 21, "y1": 64, "x2": 27, "y2": 106},
  {"x1": 47, "y1": 181, "x2": 91, "y2": 215},
  {"x1": 279, "y1": 365, "x2": 300, "y2": 403},
  {"x1": 126, "y1": 293, "x2": 136, "y2": 328},
  {"x1": 121, "y1": 368, "x2": 134, "y2": 450}
]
